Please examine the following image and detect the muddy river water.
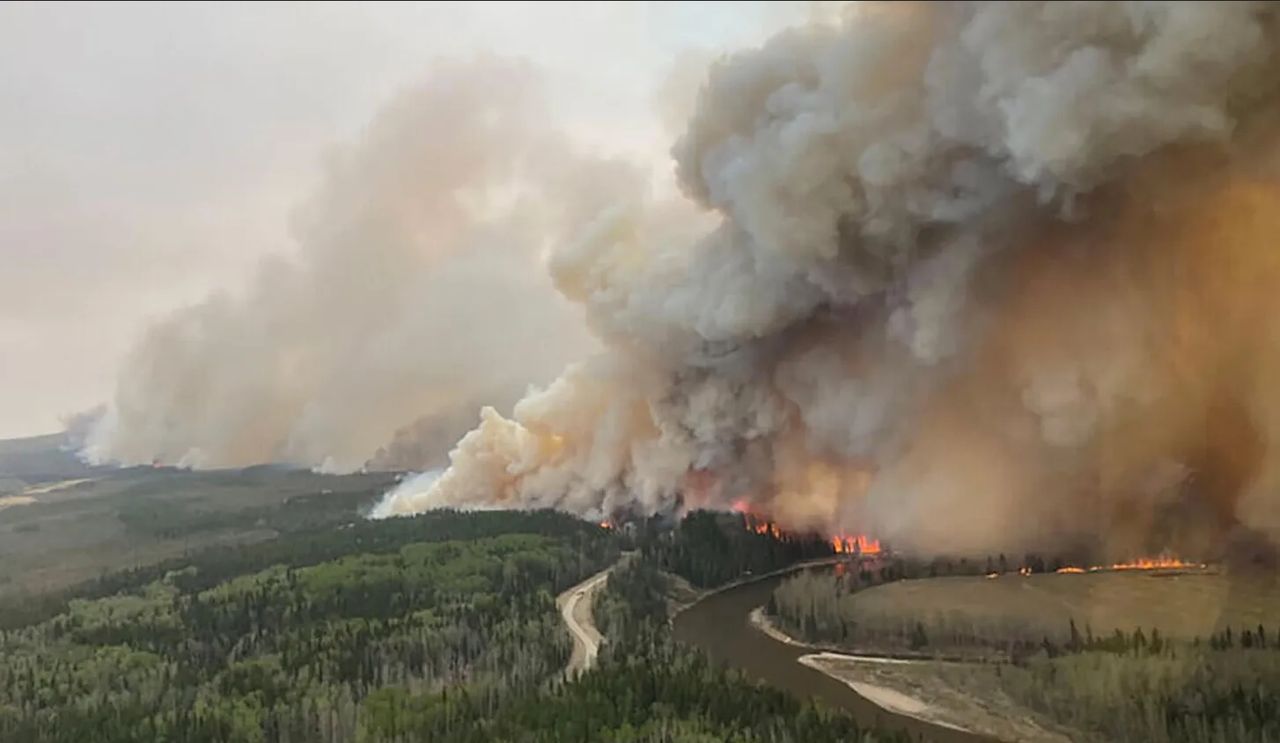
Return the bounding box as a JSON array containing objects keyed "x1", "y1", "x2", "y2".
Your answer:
[{"x1": 672, "y1": 569, "x2": 996, "y2": 743}]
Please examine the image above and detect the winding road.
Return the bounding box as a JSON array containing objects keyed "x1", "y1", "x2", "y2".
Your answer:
[
  {"x1": 556, "y1": 558, "x2": 623, "y2": 679},
  {"x1": 555, "y1": 557, "x2": 996, "y2": 740}
]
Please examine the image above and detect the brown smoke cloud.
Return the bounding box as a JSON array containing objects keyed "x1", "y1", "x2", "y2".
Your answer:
[
  {"x1": 376, "y1": 1, "x2": 1280, "y2": 564},
  {"x1": 79, "y1": 59, "x2": 629, "y2": 471}
]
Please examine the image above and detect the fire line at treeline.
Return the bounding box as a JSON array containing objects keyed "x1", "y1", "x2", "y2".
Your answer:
[
  {"x1": 597, "y1": 502, "x2": 1208, "y2": 576},
  {"x1": 727, "y1": 500, "x2": 883, "y2": 555},
  {"x1": 596, "y1": 499, "x2": 882, "y2": 554}
]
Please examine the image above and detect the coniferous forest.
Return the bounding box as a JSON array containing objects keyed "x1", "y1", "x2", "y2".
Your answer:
[{"x1": 0, "y1": 502, "x2": 910, "y2": 743}]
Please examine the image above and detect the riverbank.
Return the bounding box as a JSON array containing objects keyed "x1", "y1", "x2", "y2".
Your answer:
[
  {"x1": 800, "y1": 653, "x2": 972, "y2": 733},
  {"x1": 667, "y1": 557, "x2": 842, "y2": 618},
  {"x1": 748, "y1": 607, "x2": 974, "y2": 660},
  {"x1": 749, "y1": 609, "x2": 974, "y2": 732},
  {"x1": 672, "y1": 563, "x2": 989, "y2": 736},
  {"x1": 748, "y1": 608, "x2": 1073, "y2": 743},
  {"x1": 673, "y1": 568, "x2": 997, "y2": 743}
]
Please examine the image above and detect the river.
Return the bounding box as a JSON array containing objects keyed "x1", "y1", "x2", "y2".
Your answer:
[{"x1": 672, "y1": 569, "x2": 996, "y2": 743}]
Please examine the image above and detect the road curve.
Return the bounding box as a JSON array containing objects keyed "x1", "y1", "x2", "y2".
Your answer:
[{"x1": 556, "y1": 562, "x2": 617, "y2": 679}]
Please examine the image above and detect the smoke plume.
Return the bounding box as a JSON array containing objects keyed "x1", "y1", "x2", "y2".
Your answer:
[
  {"x1": 80, "y1": 59, "x2": 628, "y2": 472},
  {"x1": 376, "y1": 1, "x2": 1280, "y2": 563}
]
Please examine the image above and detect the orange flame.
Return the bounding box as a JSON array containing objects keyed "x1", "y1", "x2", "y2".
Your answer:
[
  {"x1": 598, "y1": 520, "x2": 614, "y2": 530},
  {"x1": 1104, "y1": 557, "x2": 1207, "y2": 571},
  {"x1": 729, "y1": 500, "x2": 880, "y2": 555},
  {"x1": 986, "y1": 557, "x2": 1211, "y2": 579},
  {"x1": 1054, "y1": 556, "x2": 1207, "y2": 574},
  {"x1": 832, "y1": 535, "x2": 882, "y2": 555},
  {"x1": 984, "y1": 555, "x2": 1208, "y2": 578}
]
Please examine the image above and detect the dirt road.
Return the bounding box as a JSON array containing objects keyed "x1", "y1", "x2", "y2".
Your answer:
[{"x1": 557, "y1": 558, "x2": 624, "y2": 679}]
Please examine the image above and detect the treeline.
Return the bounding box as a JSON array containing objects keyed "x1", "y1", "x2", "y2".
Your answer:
[
  {"x1": 993, "y1": 645, "x2": 1280, "y2": 743},
  {"x1": 641, "y1": 509, "x2": 836, "y2": 588},
  {"x1": 1057, "y1": 620, "x2": 1280, "y2": 657},
  {"x1": 769, "y1": 568, "x2": 1062, "y2": 658},
  {"x1": 770, "y1": 569, "x2": 1280, "y2": 662}
]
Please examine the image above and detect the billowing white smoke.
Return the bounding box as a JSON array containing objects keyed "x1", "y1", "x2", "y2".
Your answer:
[
  {"x1": 369, "y1": 468, "x2": 446, "y2": 519},
  {"x1": 378, "y1": 1, "x2": 1280, "y2": 559},
  {"x1": 80, "y1": 60, "x2": 641, "y2": 472},
  {"x1": 61, "y1": 404, "x2": 106, "y2": 452}
]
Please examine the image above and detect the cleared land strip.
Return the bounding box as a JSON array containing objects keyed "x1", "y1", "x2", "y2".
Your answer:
[{"x1": 557, "y1": 555, "x2": 630, "y2": 678}]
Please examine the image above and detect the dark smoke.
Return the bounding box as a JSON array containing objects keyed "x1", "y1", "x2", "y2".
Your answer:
[{"x1": 381, "y1": 2, "x2": 1280, "y2": 565}]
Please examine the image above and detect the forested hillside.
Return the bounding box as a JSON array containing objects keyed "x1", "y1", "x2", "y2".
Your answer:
[
  {"x1": 0, "y1": 506, "x2": 909, "y2": 743},
  {"x1": 0, "y1": 510, "x2": 616, "y2": 742}
]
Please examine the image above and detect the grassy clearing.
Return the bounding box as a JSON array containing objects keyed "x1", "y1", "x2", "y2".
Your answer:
[
  {"x1": 771, "y1": 567, "x2": 1280, "y2": 743},
  {"x1": 841, "y1": 569, "x2": 1280, "y2": 652}
]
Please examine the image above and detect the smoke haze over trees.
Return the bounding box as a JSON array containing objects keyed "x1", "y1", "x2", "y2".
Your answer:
[{"x1": 81, "y1": 2, "x2": 1280, "y2": 562}]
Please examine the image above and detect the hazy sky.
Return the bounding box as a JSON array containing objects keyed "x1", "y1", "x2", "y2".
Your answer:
[{"x1": 0, "y1": 1, "x2": 816, "y2": 439}]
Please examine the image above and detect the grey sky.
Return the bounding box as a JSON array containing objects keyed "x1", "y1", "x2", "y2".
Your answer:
[{"x1": 0, "y1": 1, "x2": 814, "y2": 438}]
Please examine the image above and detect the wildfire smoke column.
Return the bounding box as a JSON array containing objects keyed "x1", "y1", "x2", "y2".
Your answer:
[
  {"x1": 374, "y1": 2, "x2": 1280, "y2": 561},
  {"x1": 79, "y1": 60, "x2": 617, "y2": 473}
]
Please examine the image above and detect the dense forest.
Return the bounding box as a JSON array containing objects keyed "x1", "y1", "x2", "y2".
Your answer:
[
  {"x1": 13, "y1": 481, "x2": 1279, "y2": 743},
  {"x1": 0, "y1": 509, "x2": 615, "y2": 742},
  {"x1": 640, "y1": 509, "x2": 837, "y2": 588},
  {"x1": 0, "y1": 503, "x2": 916, "y2": 743}
]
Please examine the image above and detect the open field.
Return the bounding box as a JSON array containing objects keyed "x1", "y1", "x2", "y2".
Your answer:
[
  {"x1": 771, "y1": 566, "x2": 1280, "y2": 742},
  {"x1": 0, "y1": 435, "x2": 400, "y2": 598},
  {"x1": 835, "y1": 568, "x2": 1280, "y2": 651}
]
